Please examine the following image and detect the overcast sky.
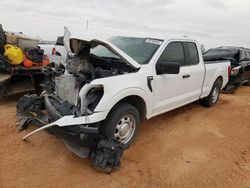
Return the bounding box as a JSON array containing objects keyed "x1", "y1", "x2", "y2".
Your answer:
[{"x1": 0, "y1": 0, "x2": 249, "y2": 49}]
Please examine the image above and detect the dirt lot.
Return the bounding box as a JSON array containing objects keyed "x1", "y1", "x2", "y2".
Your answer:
[{"x1": 0, "y1": 87, "x2": 250, "y2": 188}]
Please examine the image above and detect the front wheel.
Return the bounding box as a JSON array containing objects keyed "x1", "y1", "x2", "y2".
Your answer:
[
  {"x1": 101, "y1": 103, "x2": 140, "y2": 147},
  {"x1": 200, "y1": 79, "x2": 222, "y2": 107}
]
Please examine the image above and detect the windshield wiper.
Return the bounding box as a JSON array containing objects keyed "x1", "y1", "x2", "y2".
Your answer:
[{"x1": 100, "y1": 56, "x2": 120, "y2": 61}]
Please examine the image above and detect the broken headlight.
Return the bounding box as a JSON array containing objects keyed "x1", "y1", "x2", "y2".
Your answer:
[
  {"x1": 86, "y1": 86, "x2": 104, "y2": 112},
  {"x1": 77, "y1": 85, "x2": 104, "y2": 116}
]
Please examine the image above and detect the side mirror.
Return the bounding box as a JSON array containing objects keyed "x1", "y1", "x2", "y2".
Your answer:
[
  {"x1": 241, "y1": 58, "x2": 250, "y2": 62},
  {"x1": 156, "y1": 62, "x2": 180, "y2": 75}
]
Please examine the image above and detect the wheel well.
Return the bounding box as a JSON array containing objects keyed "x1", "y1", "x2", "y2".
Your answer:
[
  {"x1": 111, "y1": 96, "x2": 147, "y2": 121},
  {"x1": 217, "y1": 76, "x2": 223, "y2": 88}
]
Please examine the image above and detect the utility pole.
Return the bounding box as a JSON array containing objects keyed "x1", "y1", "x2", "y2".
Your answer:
[{"x1": 86, "y1": 19, "x2": 89, "y2": 31}]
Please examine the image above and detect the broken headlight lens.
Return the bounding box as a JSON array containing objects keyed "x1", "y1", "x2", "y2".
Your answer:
[{"x1": 86, "y1": 86, "x2": 104, "y2": 112}]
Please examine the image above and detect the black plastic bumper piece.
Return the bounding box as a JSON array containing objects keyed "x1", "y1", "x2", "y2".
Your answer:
[
  {"x1": 48, "y1": 124, "x2": 99, "y2": 147},
  {"x1": 16, "y1": 94, "x2": 100, "y2": 149},
  {"x1": 223, "y1": 76, "x2": 242, "y2": 93}
]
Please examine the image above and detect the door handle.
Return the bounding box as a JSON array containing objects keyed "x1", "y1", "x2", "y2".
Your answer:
[
  {"x1": 147, "y1": 76, "x2": 154, "y2": 92},
  {"x1": 182, "y1": 74, "x2": 190, "y2": 79}
]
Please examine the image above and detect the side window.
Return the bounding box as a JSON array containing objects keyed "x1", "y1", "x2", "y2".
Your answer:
[
  {"x1": 157, "y1": 42, "x2": 185, "y2": 66},
  {"x1": 240, "y1": 50, "x2": 247, "y2": 60},
  {"x1": 246, "y1": 51, "x2": 250, "y2": 58},
  {"x1": 185, "y1": 42, "x2": 199, "y2": 65}
]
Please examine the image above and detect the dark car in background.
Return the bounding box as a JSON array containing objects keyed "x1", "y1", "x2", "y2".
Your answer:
[{"x1": 203, "y1": 46, "x2": 250, "y2": 92}]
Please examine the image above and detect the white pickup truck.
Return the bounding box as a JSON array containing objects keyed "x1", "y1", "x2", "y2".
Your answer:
[
  {"x1": 38, "y1": 36, "x2": 67, "y2": 63},
  {"x1": 17, "y1": 35, "x2": 230, "y2": 157}
]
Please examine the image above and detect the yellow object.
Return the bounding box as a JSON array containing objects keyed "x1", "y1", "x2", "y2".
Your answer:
[{"x1": 4, "y1": 44, "x2": 24, "y2": 65}]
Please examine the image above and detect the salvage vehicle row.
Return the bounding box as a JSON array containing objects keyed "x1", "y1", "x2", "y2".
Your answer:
[{"x1": 204, "y1": 46, "x2": 250, "y2": 93}]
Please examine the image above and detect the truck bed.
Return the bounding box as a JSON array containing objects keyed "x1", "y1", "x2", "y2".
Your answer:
[{"x1": 201, "y1": 60, "x2": 230, "y2": 98}]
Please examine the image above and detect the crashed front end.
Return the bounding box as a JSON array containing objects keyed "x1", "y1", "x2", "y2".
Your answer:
[
  {"x1": 16, "y1": 36, "x2": 139, "y2": 158},
  {"x1": 16, "y1": 88, "x2": 126, "y2": 173},
  {"x1": 17, "y1": 91, "x2": 102, "y2": 157}
]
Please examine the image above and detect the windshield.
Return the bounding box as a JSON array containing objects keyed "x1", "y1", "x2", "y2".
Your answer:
[{"x1": 91, "y1": 36, "x2": 163, "y2": 64}]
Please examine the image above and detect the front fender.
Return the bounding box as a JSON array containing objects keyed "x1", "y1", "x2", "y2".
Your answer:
[
  {"x1": 95, "y1": 87, "x2": 152, "y2": 119},
  {"x1": 80, "y1": 69, "x2": 154, "y2": 120}
]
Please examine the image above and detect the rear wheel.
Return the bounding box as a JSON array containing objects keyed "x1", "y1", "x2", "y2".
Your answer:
[
  {"x1": 101, "y1": 103, "x2": 140, "y2": 146},
  {"x1": 200, "y1": 78, "x2": 222, "y2": 107}
]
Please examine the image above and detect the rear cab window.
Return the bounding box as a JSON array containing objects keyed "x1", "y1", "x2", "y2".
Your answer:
[{"x1": 184, "y1": 42, "x2": 200, "y2": 65}]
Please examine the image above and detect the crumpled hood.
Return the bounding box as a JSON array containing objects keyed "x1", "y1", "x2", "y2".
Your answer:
[
  {"x1": 71, "y1": 38, "x2": 141, "y2": 69},
  {"x1": 63, "y1": 27, "x2": 141, "y2": 69}
]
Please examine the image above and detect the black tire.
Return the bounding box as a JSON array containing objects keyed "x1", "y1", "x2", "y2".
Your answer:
[
  {"x1": 0, "y1": 24, "x2": 6, "y2": 55},
  {"x1": 222, "y1": 82, "x2": 241, "y2": 94},
  {"x1": 243, "y1": 80, "x2": 250, "y2": 86},
  {"x1": 101, "y1": 103, "x2": 140, "y2": 147},
  {"x1": 200, "y1": 78, "x2": 222, "y2": 107}
]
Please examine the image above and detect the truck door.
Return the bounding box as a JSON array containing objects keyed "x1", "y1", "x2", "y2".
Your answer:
[{"x1": 153, "y1": 41, "x2": 204, "y2": 116}]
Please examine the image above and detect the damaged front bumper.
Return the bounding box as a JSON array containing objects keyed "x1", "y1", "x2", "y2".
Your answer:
[{"x1": 16, "y1": 94, "x2": 106, "y2": 158}]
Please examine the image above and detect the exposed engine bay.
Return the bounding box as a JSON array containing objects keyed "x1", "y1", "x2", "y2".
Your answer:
[{"x1": 67, "y1": 43, "x2": 136, "y2": 81}]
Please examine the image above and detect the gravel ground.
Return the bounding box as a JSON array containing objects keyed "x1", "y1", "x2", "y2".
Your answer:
[{"x1": 0, "y1": 87, "x2": 250, "y2": 188}]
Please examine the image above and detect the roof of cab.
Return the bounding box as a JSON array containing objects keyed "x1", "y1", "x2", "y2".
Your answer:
[{"x1": 69, "y1": 30, "x2": 198, "y2": 44}]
